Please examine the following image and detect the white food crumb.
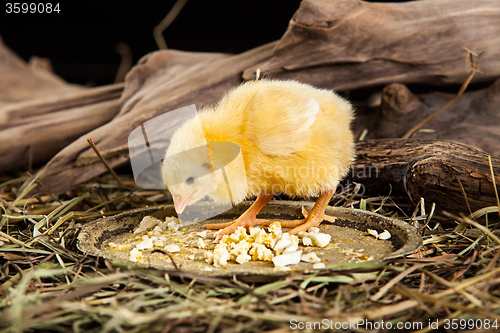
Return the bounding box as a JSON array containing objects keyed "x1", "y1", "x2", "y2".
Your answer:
[
  {"x1": 196, "y1": 231, "x2": 207, "y2": 237},
  {"x1": 308, "y1": 227, "x2": 320, "y2": 233},
  {"x1": 272, "y1": 250, "x2": 302, "y2": 267},
  {"x1": 165, "y1": 245, "x2": 180, "y2": 253},
  {"x1": 188, "y1": 254, "x2": 195, "y2": 260},
  {"x1": 205, "y1": 252, "x2": 214, "y2": 264},
  {"x1": 197, "y1": 238, "x2": 206, "y2": 249},
  {"x1": 230, "y1": 241, "x2": 251, "y2": 264},
  {"x1": 136, "y1": 237, "x2": 154, "y2": 250},
  {"x1": 250, "y1": 243, "x2": 274, "y2": 261},
  {"x1": 153, "y1": 236, "x2": 168, "y2": 247},
  {"x1": 273, "y1": 233, "x2": 292, "y2": 253},
  {"x1": 249, "y1": 228, "x2": 264, "y2": 237},
  {"x1": 204, "y1": 267, "x2": 213, "y2": 271},
  {"x1": 134, "y1": 216, "x2": 162, "y2": 233},
  {"x1": 213, "y1": 243, "x2": 230, "y2": 267},
  {"x1": 283, "y1": 235, "x2": 299, "y2": 254},
  {"x1": 167, "y1": 221, "x2": 181, "y2": 232},
  {"x1": 378, "y1": 230, "x2": 392, "y2": 240},
  {"x1": 307, "y1": 232, "x2": 331, "y2": 247},
  {"x1": 129, "y1": 248, "x2": 144, "y2": 262},
  {"x1": 301, "y1": 252, "x2": 321, "y2": 263},
  {"x1": 368, "y1": 229, "x2": 391, "y2": 240},
  {"x1": 268, "y1": 222, "x2": 282, "y2": 236},
  {"x1": 302, "y1": 236, "x2": 313, "y2": 246},
  {"x1": 230, "y1": 227, "x2": 249, "y2": 243},
  {"x1": 153, "y1": 225, "x2": 165, "y2": 233},
  {"x1": 235, "y1": 253, "x2": 252, "y2": 264},
  {"x1": 312, "y1": 262, "x2": 326, "y2": 269}
]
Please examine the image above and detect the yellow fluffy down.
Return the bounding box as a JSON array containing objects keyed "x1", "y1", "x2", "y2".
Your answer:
[{"x1": 164, "y1": 79, "x2": 355, "y2": 204}]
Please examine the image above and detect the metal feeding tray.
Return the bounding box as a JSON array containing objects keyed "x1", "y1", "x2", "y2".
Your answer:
[{"x1": 77, "y1": 201, "x2": 422, "y2": 281}]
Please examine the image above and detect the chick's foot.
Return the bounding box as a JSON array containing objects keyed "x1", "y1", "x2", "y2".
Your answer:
[{"x1": 286, "y1": 189, "x2": 337, "y2": 235}]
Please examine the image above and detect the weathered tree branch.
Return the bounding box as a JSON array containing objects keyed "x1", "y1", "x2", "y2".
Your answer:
[
  {"x1": 243, "y1": 0, "x2": 500, "y2": 90},
  {"x1": 366, "y1": 79, "x2": 500, "y2": 156},
  {"x1": 351, "y1": 139, "x2": 500, "y2": 214}
]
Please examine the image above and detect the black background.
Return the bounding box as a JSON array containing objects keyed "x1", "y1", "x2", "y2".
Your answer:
[{"x1": 1, "y1": 1, "x2": 301, "y2": 85}]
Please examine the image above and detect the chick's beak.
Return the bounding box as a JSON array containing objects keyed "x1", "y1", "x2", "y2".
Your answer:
[{"x1": 173, "y1": 193, "x2": 194, "y2": 214}]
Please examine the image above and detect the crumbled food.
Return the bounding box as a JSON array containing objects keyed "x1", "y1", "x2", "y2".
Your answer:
[
  {"x1": 273, "y1": 233, "x2": 292, "y2": 253},
  {"x1": 249, "y1": 243, "x2": 274, "y2": 261},
  {"x1": 341, "y1": 248, "x2": 374, "y2": 262},
  {"x1": 302, "y1": 236, "x2": 313, "y2": 246},
  {"x1": 272, "y1": 250, "x2": 302, "y2": 267},
  {"x1": 301, "y1": 252, "x2": 321, "y2": 263},
  {"x1": 136, "y1": 237, "x2": 154, "y2": 250},
  {"x1": 207, "y1": 221, "x2": 331, "y2": 267},
  {"x1": 167, "y1": 220, "x2": 181, "y2": 232},
  {"x1": 165, "y1": 244, "x2": 180, "y2": 253},
  {"x1": 205, "y1": 251, "x2": 214, "y2": 264},
  {"x1": 283, "y1": 235, "x2": 299, "y2": 253},
  {"x1": 129, "y1": 248, "x2": 144, "y2": 262},
  {"x1": 197, "y1": 238, "x2": 206, "y2": 249},
  {"x1": 312, "y1": 262, "x2": 326, "y2": 269},
  {"x1": 229, "y1": 240, "x2": 251, "y2": 260},
  {"x1": 235, "y1": 253, "x2": 252, "y2": 264},
  {"x1": 153, "y1": 236, "x2": 168, "y2": 247},
  {"x1": 268, "y1": 222, "x2": 282, "y2": 236},
  {"x1": 308, "y1": 227, "x2": 320, "y2": 233},
  {"x1": 112, "y1": 215, "x2": 332, "y2": 269},
  {"x1": 378, "y1": 230, "x2": 391, "y2": 240},
  {"x1": 213, "y1": 243, "x2": 230, "y2": 267},
  {"x1": 368, "y1": 229, "x2": 391, "y2": 240},
  {"x1": 134, "y1": 216, "x2": 162, "y2": 234},
  {"x1": 306, "y1": 232, "x2": 331, "y2": 247}
]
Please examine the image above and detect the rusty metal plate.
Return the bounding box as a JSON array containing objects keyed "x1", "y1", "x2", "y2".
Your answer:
[{"x1": 77, "y1": 201, "x2": 422, "y2": 280}]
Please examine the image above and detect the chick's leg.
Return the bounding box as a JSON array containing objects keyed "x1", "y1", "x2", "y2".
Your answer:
[
  {"x1": 205, "y1": 192, "x2": 274, "y2": 240},
  {"x1": 285, "y1": 188, "x2": 337, "y2": 235}
]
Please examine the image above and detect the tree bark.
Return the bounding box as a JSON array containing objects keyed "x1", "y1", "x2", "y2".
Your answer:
[
  {"x1": 243, "y1": 0, "x2": 500, "y2": 90},
  {"x1": 362, "y1": 79, "x2": 500, "y2": 157},
  {"x1": 351, "y1": 139, "x2": 500, "y2": 214}
]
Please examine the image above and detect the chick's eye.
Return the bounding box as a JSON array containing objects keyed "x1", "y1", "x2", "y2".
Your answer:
[{"x1": 186, "y1": 177, "x2": 195, "y2": 185}]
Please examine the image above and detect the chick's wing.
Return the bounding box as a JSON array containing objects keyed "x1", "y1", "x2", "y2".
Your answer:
[{"x1": 247, "y1": 97, "x2": 320, "y2": 157}]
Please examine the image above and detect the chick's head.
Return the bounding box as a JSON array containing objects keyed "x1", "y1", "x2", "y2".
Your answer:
[{"x1": 162, "y1": 117, "x2": 222, "y2": 214}]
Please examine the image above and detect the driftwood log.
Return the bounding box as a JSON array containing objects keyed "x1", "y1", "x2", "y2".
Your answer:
[
  {"x1": 0, "y1": 85, "x2": 123, "y2": 172},
  {"x1": 364, "y1": 79, "x2": 500, "y2": 157},
  {"x1": 0, "y1": 37, "x2": 124, "y2": 172},
  {"x1": 243, "y1": 0, "x2": 500, "y2": 90},
  {"x1": 350, "y1": 139, "x2": 500, "y2": 215}
]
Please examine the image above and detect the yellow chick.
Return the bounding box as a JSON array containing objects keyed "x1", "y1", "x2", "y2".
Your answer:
[{"x1": 162, "y1": 79, "x2": 355, "y2": 239}]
